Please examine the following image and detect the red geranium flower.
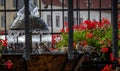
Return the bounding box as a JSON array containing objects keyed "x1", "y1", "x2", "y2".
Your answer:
[
  {"x1": 81, "y1": 41, "x2": 87, "y2": 46},
  {"x1": 86, "y1": 32, "x2": 93, "y2": 38},
  {"x1": 84, "y1": 20, "x2": 92, "y2": 29},
  {"x1": 64, "y1": 22, "x2": 68, "y2": 27},
  {"x1": 73, "y1": 25, "x2": 78, "y2": 30},
  {"x1": 65, "y1": 27, "x2": 69, "y2": 32},
  {"x1": 0, "y1": 39, "x2": 8, "y2": 47},
  {"x1": 118, "y1": 26, "x2": 120, "y2": 29},
  {"x1": 102, "y1": 18, "x2": 110, "y2": 25},
  {"x1": 4, "y1": 60, "x2": 13, "y2": 69},
  {"x1": 52, "y1": 35, "x2": 57, "y2": 45},
  {"x1": 78, "y1": 24, "x2": 87, "y2": 30},
  {"x1": 110, "y1": 52, "x2": 115, "y2": 62},
  {"x1": 60, "y1": 28, "x2": 65, "y2": 32},
  {"x1": 101, "y1": 47, "x2": 108, "y2": 53},
  {"x1": 101, "y1": 64, "x2": 112, "y2": 71}
]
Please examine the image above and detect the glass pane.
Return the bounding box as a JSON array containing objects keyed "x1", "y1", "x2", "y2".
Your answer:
[{"x1": 0, "y1": 12, "x2": 5, "y2": 30}]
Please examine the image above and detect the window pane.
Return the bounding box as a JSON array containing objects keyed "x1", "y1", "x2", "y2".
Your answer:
[
  {"x1": 64, "y1": 16, "x2": 68, "y2": 22},
  {"x1": 56, "y1": 15, "x2": 60, "y2": 27},
  {"x1": 33, "y1": 0, "x2": 38, "y2": 6},
  {"x1": 13, "y1": 0, "x2": 16, "y2": 7},
  {"x1": 0, "y1": 0, "x2": 4, "y2": 6},
  {"x1": 47, "y1": 15, "x2": 51, "y2": 26},
  {"x1": 79, "y1": 18, "x2": 83, "y2": 24},
  {"x1": 1, "y1": 15, "x2": 5, "y2": 27}
]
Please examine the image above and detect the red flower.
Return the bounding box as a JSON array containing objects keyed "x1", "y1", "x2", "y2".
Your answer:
[
  {"x1": 65, "y1": 27, "x2": 69, "y2": 32},
  {"x1": 101, "y1": 47, "x2": 108, "y2": 53},
  {"x1": 81, "y1": 41, "x2": 87, "y2": 46},
  {"x1": 60, "y1": 28, "x2": 65, "y2": 32},
  {"x1": 118, "y1": 26, "x2": 120, "y2": 29},
  {"x1": 64, "y1": 22, "x2": 68, "y2": 27},
  {"x1": 102, "y1": 18, "x2": 110, "y2": 25},
  {"x1": 110, "y1": 52, "x2": 115, "y2": 62},
  {"x1": 84, "y1": 20, "x2": 92, "y2": 29},
  {"x1": 0, "y1": 39, "x2": 8, "y2": 46},
  {"x1": 86, "y1": 32, "x2": 93, "y2": 38},
  {"x1": 73, "y1": 25, "x2": 78, "y2": 30},
  {"x1": 84, "y1": 20, "x2": 96, "y2": 29},
  {"x1": 118, "y1": 22, "x2": 120, "y2": 29},
  {"x1": 110, "y1": 53, "x2": 120, "y2": 64},
  {"x1": 84, "y1": 20, "x2": 91, "y2": 25},
  {"x1": 101, "y1": 64, "x2": 112, "y2": 71},
  {"x1": 91, "y1": 22, "x2": 96, "y2": 29},
  {"x1": 78, "y1": 25, "x2": 87, "y2": 30},
  {"x1": 4, "y1": 60, "x2": 13, "y2": 69},
  {"x1": 97, "y1": 22, "x2": 102, "y2": 28},
  {"x1": 52, "y1": 35, "x2": 57, "y2": 45}
]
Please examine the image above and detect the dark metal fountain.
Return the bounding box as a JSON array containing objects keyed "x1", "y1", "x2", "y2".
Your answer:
[{"x1": 9, "y1": 0, "x2": 49, "y2": 60}]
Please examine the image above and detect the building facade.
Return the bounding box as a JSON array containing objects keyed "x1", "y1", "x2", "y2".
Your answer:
[
  {"x1": 41, "y1": 0, "x2": 111, "y2": 32},
  {"x1": 0, "y1": 0, "x2": 112, "y2": 33}
]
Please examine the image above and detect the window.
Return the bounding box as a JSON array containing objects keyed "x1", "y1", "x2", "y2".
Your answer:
[
  {"x1": 64, "y1": 16, "x2": 68, "y2": 22},
  {"x1": 47, "y1": 15, "x2": 51, "y2": 26},
  {"x1": 79, "y1": 18, "x2": 83, "y2": 24},
  {"x1": 56, "y1": 16, "x2": 60, "y2": 27},
  {"x1": 1, "y1": 15, "x2": 5, "y2": 27},
  {"x1": 0, "y1": 0, "x2": 4, "y2": 6},
  {"x1": 33, "y1": 0, "x2": 38, "y2": 6},
  {"x1": 74, "y1": 18, "x2": 77, "y2": 25},
  {"x1": 13, "y1": 0, "x2": 16, "y2": 7}
]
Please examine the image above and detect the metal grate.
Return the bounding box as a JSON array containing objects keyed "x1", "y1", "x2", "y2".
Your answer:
[{"x1": 0, "y1": 0, "x2": 118, "y2": 60}]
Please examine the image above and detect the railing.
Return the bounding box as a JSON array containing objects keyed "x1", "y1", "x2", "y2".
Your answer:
[{"x1": 0, "y1": 1, "x2": 119, "y2": 70}]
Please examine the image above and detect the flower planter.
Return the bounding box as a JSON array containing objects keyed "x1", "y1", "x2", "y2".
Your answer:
[
  {"x1": 0, "y1": 53, "x2": 67, "y2": 71},
  {"x1": 0, "y1": 52, "x2": 117, "y2": 71}
]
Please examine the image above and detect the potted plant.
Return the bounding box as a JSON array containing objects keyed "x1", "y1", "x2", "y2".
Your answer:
[{"x1": 53, "y1": 18, "x2": 120, "y2": 62}]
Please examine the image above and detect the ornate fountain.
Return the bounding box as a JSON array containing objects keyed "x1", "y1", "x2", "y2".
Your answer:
[{"x1": 8, "y1": 0, "x2": 49, "y2": 55}]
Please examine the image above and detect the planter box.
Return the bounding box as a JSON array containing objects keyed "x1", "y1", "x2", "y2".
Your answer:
[
  {"x1": 1, "y1": 53, "x2": 67, "y2": 71},
  {"x1": 0, "y1": 53, "x2": 107, "y2": 71}
]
